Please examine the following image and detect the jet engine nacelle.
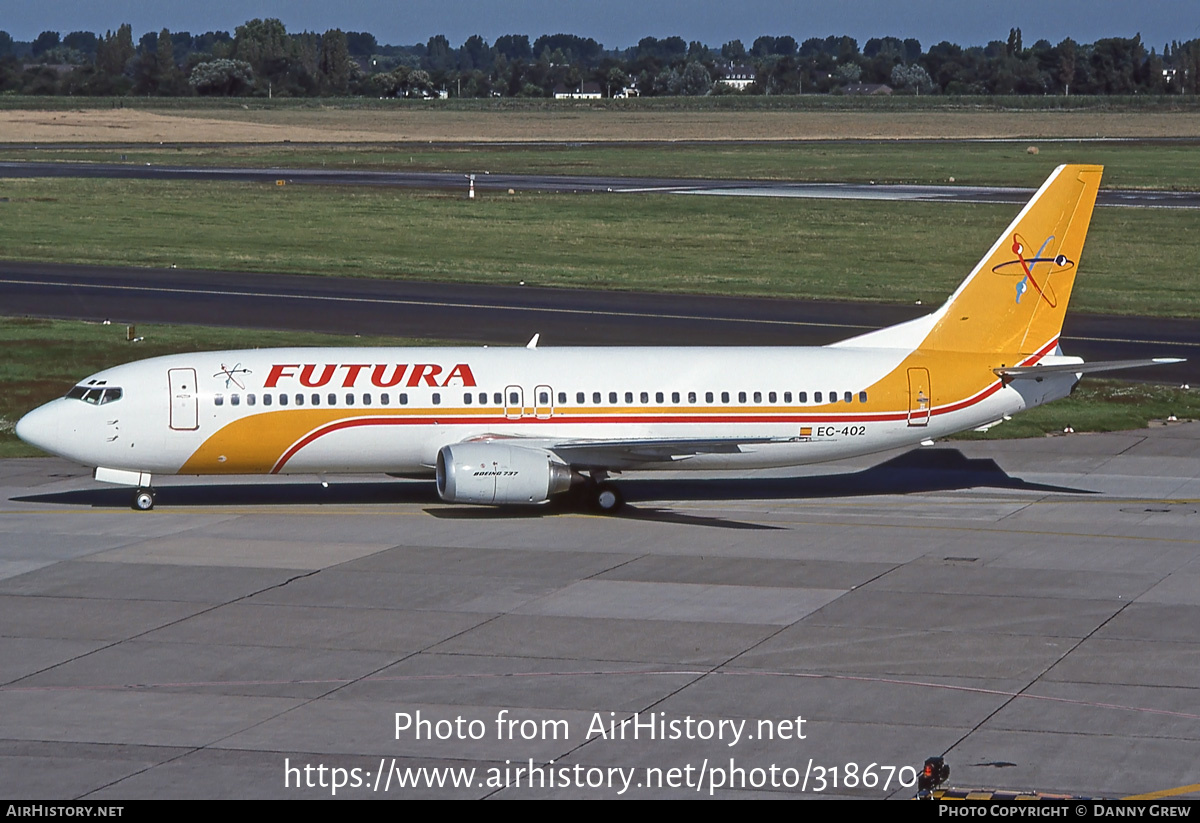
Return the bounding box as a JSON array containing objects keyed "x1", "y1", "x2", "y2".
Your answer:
[{"x1": 436, "y1": 442, "x2": 574, "y2": 505}]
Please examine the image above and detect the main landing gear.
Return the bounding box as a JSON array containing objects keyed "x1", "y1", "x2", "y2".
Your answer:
[
  {"x1": 574, "y1": 471, "x2": 623, "y2": 514},
  {"x1": 593, "y1": 482, "x2": 624, "y2": 514},
  {"x1": 132, "y1": 487, "x2": 156, "y2": 511}
]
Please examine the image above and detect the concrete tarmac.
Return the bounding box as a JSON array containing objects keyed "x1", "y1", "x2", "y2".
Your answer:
[{"x1": 2, "y1": 424, "x2": 1200, "y2": 798}]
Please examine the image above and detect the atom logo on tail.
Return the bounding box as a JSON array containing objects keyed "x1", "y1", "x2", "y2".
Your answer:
[{"x1": 991, "y1": 233, "x2": 1074, "y2": 307}]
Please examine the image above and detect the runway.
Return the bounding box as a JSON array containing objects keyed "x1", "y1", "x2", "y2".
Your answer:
[
  {"x1": 2, "y1": 424, "x2": 1200, "y2": 798},
  {"x1": 1, "y1": 160, "x2": 1198, "y2": 209},
  {"x1": 1, "y1": 260, "x2": 1197, "y2": 384}
]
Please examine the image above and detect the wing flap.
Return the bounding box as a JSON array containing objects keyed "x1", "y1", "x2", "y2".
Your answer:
[{"x1": 549, "y1": 437, "x2": 784, "y2": 467}]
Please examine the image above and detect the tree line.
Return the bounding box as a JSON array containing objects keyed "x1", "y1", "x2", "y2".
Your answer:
[{"x1": 0, "y1": 20, "x2": 1195, "y2": 98}]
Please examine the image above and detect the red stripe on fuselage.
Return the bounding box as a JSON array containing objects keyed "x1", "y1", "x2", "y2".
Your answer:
[{"x1": 268, "y1": 339, "x2": 1062, "y2": 473}]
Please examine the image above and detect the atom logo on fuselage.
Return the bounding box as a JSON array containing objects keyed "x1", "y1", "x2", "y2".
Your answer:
[
  {"x1": 214, "y1": 363, "x2": 252, "y2": 389},
  {"x1": 991, "y1": 233, "x2": 1074, "y2": 307}
]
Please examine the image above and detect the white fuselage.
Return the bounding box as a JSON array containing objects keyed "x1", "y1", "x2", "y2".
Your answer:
[{"x1": 15, "y1": 344, "x2": 1074, "y2": 479}]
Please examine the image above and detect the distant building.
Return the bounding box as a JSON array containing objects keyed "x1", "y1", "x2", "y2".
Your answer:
[
  {"x1": 717, "y1": 64, "x2": 756, "y2": 91},
  {"x1": 554, "y1": 82, "x2": 602, "y2": 99},
  {"x1": 844, "y1": 83, "x2": 893, "y2": 95}
]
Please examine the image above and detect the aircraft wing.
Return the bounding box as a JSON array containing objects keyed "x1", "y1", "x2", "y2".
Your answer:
[
  {"x1": 461, "y1": 434, "x2": 787, "y2": 470},
  {"x1": 547, "y1": 436, "x2": 785, "y2": 467}
]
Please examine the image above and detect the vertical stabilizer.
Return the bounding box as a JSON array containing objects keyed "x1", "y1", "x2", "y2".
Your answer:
[{"x1": 919, "y1": 164, "x2": 1102, "y2": 355}]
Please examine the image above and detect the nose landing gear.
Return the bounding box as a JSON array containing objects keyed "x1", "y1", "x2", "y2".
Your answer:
[{"x1": 132, "y1": 488, "x2": 156, "y2": 511}]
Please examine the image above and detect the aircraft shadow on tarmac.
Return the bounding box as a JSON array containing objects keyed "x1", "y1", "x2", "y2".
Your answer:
[{"x1": 13, "y1": 449, "x2": 1092, "y2": 524}]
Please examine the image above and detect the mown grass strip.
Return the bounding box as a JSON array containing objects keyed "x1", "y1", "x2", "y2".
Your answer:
[{"x1": 0, "y1": 178, "x2": 1193, "y2": 316}]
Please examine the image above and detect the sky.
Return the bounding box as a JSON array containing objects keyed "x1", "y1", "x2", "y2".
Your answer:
[{"x1": 3, "y1": 0, "x2": 1197, "y2": 51}]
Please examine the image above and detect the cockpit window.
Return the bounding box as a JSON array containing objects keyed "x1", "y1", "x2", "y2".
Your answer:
[{"x1": 65, "y1": 386, "x2": 122, "y2": 405}]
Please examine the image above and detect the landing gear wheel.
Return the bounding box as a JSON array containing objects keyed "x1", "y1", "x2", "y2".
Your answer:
[
  {"x1": 593, "y1": 482, "x2": 624, "y2": 514},
  {"x1": 132, "y1": 488, "x2": 155, "y2": 511}
]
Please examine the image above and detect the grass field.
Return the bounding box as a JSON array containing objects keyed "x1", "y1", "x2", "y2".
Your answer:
[
  {"x1": 6, "y1": 139, "x2": 1200, "y2": 191},
  {"x1": 2, "y1": 318, "x2": 1195, "y2": 458},
  {"x1": 0, "y1": 177, "x2": 1195, "y2": 316},
  {"x1": 952, "y1": 380, "x2": 1200, "y2": 440}
]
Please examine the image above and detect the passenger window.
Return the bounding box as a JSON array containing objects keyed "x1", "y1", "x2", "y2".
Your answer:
[
  {"x1": 432, "y1": 393, "x2": 441, "y2": 405},
  {"x1": 798, "y1": 392, "x2": 807, "y2": 403},
  {"x1": 364, "y1": 394, "x2": 372, "y2": 405},
  {"x1": 593, "y1": 392, "x2": 601, "y2": 404},
  {"x1": 688, "y1": 391, "x2": 697, "y2": 403},
  {"x1": 479, "y1": 393, "x2": 487, "y2": 405},
  {"x1": 814, "y1": 392, "x2": 822, "y2": 403},
  {"x1": 844, "y1": 391, "x2": 853, "y2": 403},
  {"x1": 859, "y1": 391, "x2": 868, "y2": 403},
  {"x1": 328, "y1": 393, "x2": 337, "y2": 405},
  {"x1": 623, "y1": 391, "x2": 632, "y2": 403},
  {"x1": 400, "y1": 393, "x2": 408, "y2": 405},
  {"x1": 263, "y1": 394, "x2": 272, "y2": 407},
  {"x1": 671, "y1": 392, "x2": 680, "y2": 403},
  {"x1": 231, "y1": 395, "x2": 240, "y2": 406},
  {"x1": 346, "y1": 393, "x2": 354, "y2": 405},
  {"x1": 738, "y1": 391, "x2": 746, "y2": 403},
  {"x1": 753, "y1": 391, "x2": 762, "y2": 403},
  {"x1": 721, "y1": 391, "x2": 729, "y2": 403},
  {"x1": 705, "y1": 391, "x2": 713, "y2": 403},
  {"x1": 539, "y1": 391, "x2": 550, "y2": 404},
  {"x1": 510, "y1": 392, "x2": 520, "y2": 404},
  {"x1": 381, "y1": 393, "x2": 390, "y2": 405},
  {"x1": 640, "y1": 392, "x2": 649, "y2": 403},
  {"x1": 577, "y1": 392, "x2": 585, "y2": 403},
  {"x1": 464, "y1": 393, "x2": 472, "y2": 404},
  {"x1": 783, "y1": 392, "x2": 792, "y2": 403},
  {"x1": 247, "y1": 394, "x2": 256, "y2": 406},
  {"x1": 609, "y1": 392, "x2": 617, "y2": 403},
  {"x1": 278, "y1": 394, "x2": 287, "y2": 406},
  {"x1": 214, "y1": 394, "x2": 224, "y2": 406},
  {"x1": 655, "y1": 392, "x2": 664, "y2": 403},
  {"x1": 295, "y1": 394, "x2": 304, "y2": 406},
  {"x1": 311, "y1": 394, "x2": 320, "y2": 406},
  {"x1": 558, "y1": 392, "x2": 566, "y2": 404},
  {"x1": 493, "y1": 393, "x2": 502, "y2": 405},
  {"x1": 769, "y1": 392, "x2": 777, "y2": 403}
]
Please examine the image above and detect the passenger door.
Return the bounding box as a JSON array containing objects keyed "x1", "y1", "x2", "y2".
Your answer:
[{"x1": 169, "y1": 368, "x2": 199, "y2": 430}]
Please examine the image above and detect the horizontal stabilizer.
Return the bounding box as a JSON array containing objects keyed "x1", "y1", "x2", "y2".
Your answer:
[{"x1": 995, "y1": 358, "x2": 1184, "y2": 379}]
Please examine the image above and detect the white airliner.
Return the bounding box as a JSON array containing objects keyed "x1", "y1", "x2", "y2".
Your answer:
[{"x1": 15, "y1": 164, "x2": 1180, "y2": 512}]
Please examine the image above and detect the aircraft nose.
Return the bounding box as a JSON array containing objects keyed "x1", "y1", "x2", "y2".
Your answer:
[{"x1": 15, "y1": 402, "x2": 61, "y2": 455}]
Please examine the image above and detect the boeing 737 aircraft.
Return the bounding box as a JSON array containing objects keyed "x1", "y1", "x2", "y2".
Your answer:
[{"x1": 15, "y1": 164, "x2": 1180, "y2": 512}]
